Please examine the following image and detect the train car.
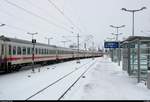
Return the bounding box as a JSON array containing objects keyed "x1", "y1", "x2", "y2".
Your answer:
[
  {"x1": 0, "y1": 36, "x2": 103, "y2": 72},
  {"x1": 0, "y1": 36, "x2": 60, "y2": 72}
]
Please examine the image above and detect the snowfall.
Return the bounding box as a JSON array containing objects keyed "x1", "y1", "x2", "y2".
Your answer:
[{"x1": 0, "y1": 55, "x2": 150, "y2": 100}]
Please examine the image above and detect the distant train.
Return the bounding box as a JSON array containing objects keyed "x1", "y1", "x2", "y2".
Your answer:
[{"x1": 0, "y1": 36, "x2": 103, "y2": 72}]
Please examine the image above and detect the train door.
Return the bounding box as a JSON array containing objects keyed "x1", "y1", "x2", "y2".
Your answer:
[
  {"x1": 56, "y1": 49, "x2": 59, "y2": 60},
  {"x1": 0, "y1": 40, "x2": 6, "y2": 70}
]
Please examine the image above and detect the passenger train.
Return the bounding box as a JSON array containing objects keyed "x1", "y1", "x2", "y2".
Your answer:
[{"x1": 0, "y1": 36, "x2": 103, "y2": 72}]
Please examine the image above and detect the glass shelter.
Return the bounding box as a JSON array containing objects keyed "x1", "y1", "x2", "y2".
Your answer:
[{"x1": 121, "y1": 36, "x2": 150, "y2": 83}]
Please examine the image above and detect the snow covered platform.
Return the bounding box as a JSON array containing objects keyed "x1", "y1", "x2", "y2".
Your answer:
[
  {"x1": 0, "y1": 56, "x2": 150, "y2": 100},
  {"x1": 64, "y1": 56, "x2": 150, "y2": 100}
]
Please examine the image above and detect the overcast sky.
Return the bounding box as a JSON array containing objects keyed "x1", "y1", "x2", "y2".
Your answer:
[{"x1": 0, "y1": 0, "x2": 150, "y2": 49}]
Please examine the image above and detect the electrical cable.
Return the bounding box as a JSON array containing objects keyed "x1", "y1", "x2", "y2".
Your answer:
[
  {"x1": 24, "y1": 0, "x2": 72, "y2": 30},
  {"x1": 4, "y1": 0, "x2": 72, "y2": 32},
  {"x1": 47, "y1": 0, "x2": 82, "y2": 33}
]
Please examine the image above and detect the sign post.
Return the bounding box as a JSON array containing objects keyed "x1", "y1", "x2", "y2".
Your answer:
[
  {"x1": 104, "y1": 41, "x2": 119, "y2": 48},
  {"x1": 104, "y1": 41, "x2": 121, "y2": 66},
  {"x1": 32, "y1": 39, "x2": 36, "y2": 73}
]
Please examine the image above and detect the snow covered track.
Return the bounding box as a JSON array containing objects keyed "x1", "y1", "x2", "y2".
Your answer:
[
  {"x1": 58, "y1": 60, "x2": 97, "y2": 100},
  {"x1": 25, "y1": 59, "x2": 97, "y2": 100}
]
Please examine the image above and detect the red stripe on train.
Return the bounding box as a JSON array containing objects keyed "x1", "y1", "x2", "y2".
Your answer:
[{"x1": 6, "y1": 56, "x2": 57, "y2": 61}]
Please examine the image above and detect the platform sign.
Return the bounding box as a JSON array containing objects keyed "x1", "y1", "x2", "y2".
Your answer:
[
  {"x1": 104, "y1": 41, "x2": 119, "y2": 48},
  {"x1": 32, "y1": 39, "x2": 36, "y2": 44}
]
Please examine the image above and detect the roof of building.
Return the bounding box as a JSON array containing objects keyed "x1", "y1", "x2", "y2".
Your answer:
[{"x1": 121, "y1": 36, "x2": 150, "y2": 44}]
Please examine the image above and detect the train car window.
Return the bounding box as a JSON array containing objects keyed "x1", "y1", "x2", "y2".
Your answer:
[
  {"x1": 50, "y1": 50, "x2": 52, "y2": 54},
  {"x1": 17, "y1": 47, "x2": 21, "y2": 55},
  {"x1": 36, "y1": 48, "x2": 38, "y2": 54},
  {"x1": 23, "y1": 47, "x2": 26, "y2": 55},
  {"x1": 41, "y1": 49, "x2": 43, "y2": 54},
  {"x1": 30, "y1": 48, "x2": 31, "y2": 55},
  {"x1": 45, "y1": 49, "x2": 46, "y2": 54},
  {"x1": 43, "y1": 49, "x2": 45, "y2": 55},
  {"x1": 13, "y1": 46, "x2": 16, "y2": 55},
  {"x1": 42, "y1": 49, "x2": 44, "y2": 54},
  {"x1": 49, "y1": 50, "x2": 51, "y2": 54},
  {"x1": 48, "y1": 50, "x2": 49, "y2": 54},
  {"x1": 47, "y1": 49, "x2": 48, "y2": 54},
  {"x1": 53, "y1": 50, "x2": 56, "y2": 54},
  {"x1": 39, "y1": 48, "x2": 41, "y2": 54},
  {"x1": 27, "y1": 47, "x2": 30, "y2": 55},
  {"x1": 44, "y1": 49, "x2": 46, "y2": 54},
  {"x1": 9, "y1": 45, "x2": 11, "y2": 55},
  {"x1": 1, "y1": 44, "x2": 4, "y2": 55}
]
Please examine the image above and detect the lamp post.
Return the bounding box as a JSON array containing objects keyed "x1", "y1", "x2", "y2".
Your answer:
[
  {"x1": 0, "y1": 24, "x2": 5, "y2": 27},
  {"x1": 121, "y1": 7, "x2": 147, "y2": 36},
  {"x1": 106, "y1": 37, "x2": 116, "y2": 41},
  {"x1": 110, "y1": 25, "x2": 125, "y2": 41},
  {"x1": 141, "y1": 30, "x2": 150, "y2": 35},
  {"x1": 111, "y1": 33, "x2": 123, "y2": 41},
  {"x1": 27, "y1": 32, "x2": 38, "y2": 73},
  {"x1": 0, "y1": 24, "x2": 5, "y2": 36},
  {"x1": 45, "y1": 37, "x2": 53, "y2": 45},
  {"x1": 61, "y1": 40, "x2": 71, "y2": 47},
  {"x1": 110, "y1": 25, "x2": 125, "y2": 66}
]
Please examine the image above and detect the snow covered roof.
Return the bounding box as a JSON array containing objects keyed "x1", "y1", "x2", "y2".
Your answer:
[{"x1": 123, "y1": 36, "x2": 150, "y2": 42}]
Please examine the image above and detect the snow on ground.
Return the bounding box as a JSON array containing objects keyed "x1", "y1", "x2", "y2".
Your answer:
[
  {"x1": 0, "y1": 58, "x2": 95, "y2": 100},
  {"x1": 1, "y1": 56, "x2": 150, "y2": 100},
  {"x1": 64, "y1": 56, "x2": 150, "y2": 100}
]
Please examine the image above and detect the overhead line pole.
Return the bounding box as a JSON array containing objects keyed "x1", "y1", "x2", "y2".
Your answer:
[
  {"x1": 62, "y1": 33, "x2": 81, "y2": 63},
  {"x1": 27, "y1": 32, "x2": 38, "y2": 73},
  {"x1": 45, "y1": 37, "x2": 53, "y2": 45},
  {"x1": 77, "y1": 33, "x2": 81, "y2": 63},
  {"x1": 110, "y1": 25, "x2": 125, "y2": 66}
]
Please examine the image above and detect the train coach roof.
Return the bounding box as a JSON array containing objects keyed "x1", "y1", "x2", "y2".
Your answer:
[
  {"x1": 0, "y1": 36, "x2": 99, "y2": 52},
  {"x1": 0, "y1": 35, "x2": 57, "y2": 48}
]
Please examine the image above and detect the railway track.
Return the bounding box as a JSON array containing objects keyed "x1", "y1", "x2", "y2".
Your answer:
[
  {"x1": 25, "y1": 59, "x2": 97, "y2": 100},
  {"x1": 58, "y1": 60, "x2": 97, "y2": 100}
]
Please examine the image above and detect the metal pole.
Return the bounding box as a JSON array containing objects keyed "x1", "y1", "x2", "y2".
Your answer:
[
  {"x1": 118, "y1": 41, "x2": 121, "y2": 66},
  {"x1": 32, "y1": 43, "x2": 35, "y2": 73},
  {"x1": 137, "y1": 40, "x2": 141, "y2": 83},
  {"x1": 121, "y1": 7, "x2": 147, "y2": 36},
  {"x1": 45, "y1": 37, "x2": 53, "y2": 45},
  {"x1": 116, "y1": 28, "x2": 119, "y2": 41},
  {"x1": 92, "y1": 42, "x2": 95, "y2": 60},
  {"x1": 77, "y1": 33, "x2": 80, "y2": 63},
  {"x1": 64, "y1": 42, "x2": 65, "y2": 47},
  {"x1": 27, "y1": 32, "x2": 38, "y2": 73},
  {"x1": 48, "y1": 39, "x2": 50, "y2": 45},
  {"x1": 132, "y1": 12, "x2": 135, "y2": 36}
]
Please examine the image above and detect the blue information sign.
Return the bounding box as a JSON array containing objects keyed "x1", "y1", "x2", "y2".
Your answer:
[{"x1": 104, "y1": 42, "x2": 119, "y2": 48}]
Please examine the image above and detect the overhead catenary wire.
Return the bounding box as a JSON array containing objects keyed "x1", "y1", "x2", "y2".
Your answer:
[
  {"x1": 0, "y1": 3, "x2": 47, "y2": 34},
  {"x1": 0, "y1": 5, "x2": 67, "y2": 36},
  {"x1": 24, "y1": 0, "x2": 72, "y2": 30},
  {"x1": 0, "y1": 20, "x2": 29, "y2": 32},
  {"x1": 4, "y1": 0, "x2": 72, "y2": 32},
  {"x1": 47, "y1": 0, "x2": 82, "y2": 33}
]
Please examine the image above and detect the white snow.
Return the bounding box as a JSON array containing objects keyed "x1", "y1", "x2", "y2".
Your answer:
[
  {"x1": 63, "y1": 56, "x2": 150, "y2": 100},
  {"x1": 0, "y1": 56, "x2": 150, "y2": 100},
  {"x1": 0, "y1": 58, "x2": 95, "y2": 100}
]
